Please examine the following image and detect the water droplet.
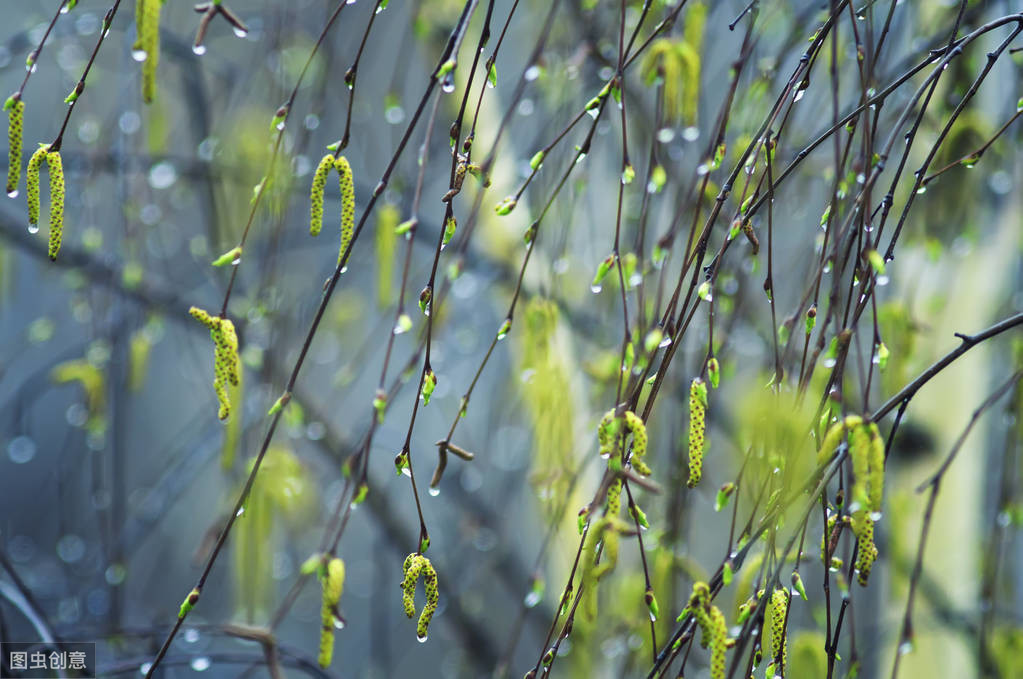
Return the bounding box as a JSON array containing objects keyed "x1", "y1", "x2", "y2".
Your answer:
[
  {"x1": 235, "y1": 507, "x2": 245, "y2": 517},
  {"x1": 190, "y1": 656, "x2": 211, "y2": 672},
  {"x1": 428, "y1": 487, "x2": 440, "y2": 497},
  {"x1": 898, "y1": 640, "x2": 913, "y2": 656},
  {"x1": 232, "y1": 26, "x2": 248, "y2": 38},
  {"x1": 60, "y1": 4, "x2": 70, "y2": 13},
  {"x1": 916, "y1": 186, "x2": 926, "y2": 194},
  {"x1": 332, "y1": 615, "x2": 345, "y2": 629},
  {"x1": 658, "y1": 336, "x2": 672, "y2": 348},
  {"x1": 869, "y1": 511, "x2": 882, "y2": 521},
  {"x1": 441, "y1": 73, "x2": 455, "y2": 94},
  {"x1": 590, "y1": 284, "x2": 602, "y2": 293},
  {"x1": 275, "y1": 120, "x2": 286, "y2": 131},
  {"x1": 140, "y1": 663, "x2": 152, "y2": 675},
  {"x1": 132, "y1": 48, "x2": 148, "y2": 62},
  {"x1": 401, "y1": 467, "x2": 412, "y2": 478},
  {"x1": 524, "y1": 65, "x2": 540, "y2": 81},
  {"x1": 524, "y1": 591, "x2": 542, "y2": 608},
  {"x1": 682, "y1": 126, "x2": 700, "y2": 142},
  {"x1": 649, "y1": 610, "x2": 658, "y2": 622},
  {"x1": 417, "y1": 634, "x2": 428, "y2": 643},
  {"x1": 191, "y1": 44, "x2": 206, "y2": 56},
  {"x1": 793, "y1": 89, "x2": 805, "y2": 102},
  {"x1": 339, "y1": 265, "x2": 348, "y2": 274},
  {"x1": 183, "y1": 628, "x2": 201, "y2": 644},
  {"x1": 27, "y1": 223, "x2": 39, "y2": 234},
  {"x1": 231, "y1": 255, "x2": 241, "y2": 266},
  {"x1": 586, "y1": 108, "x2": 599, "y2": 119},
  {"x1": 7, "y1": 189, "x2": 18, "y2": 198},
  {"x1": 575, "y1": 152, "x2": 587, "y2": 164},
  {"x1": 823, "y1": 358, "x2": 836, "y2": 368},
  {"x1": 346, "y1": 0, "x2": 357, "y2": 4}
]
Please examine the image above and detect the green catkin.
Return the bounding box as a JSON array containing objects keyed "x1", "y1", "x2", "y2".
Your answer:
[
  {"x1": 189, "y1": 307, "x2": 241, "y2": 420},
  {"x1": 335, "y1": 156, "x2": 354, "y2": 266},
  {"x1": 318, "y1": 558, "x2": 345, "y2": 668},
  {"x1": 606, "y1": 477, "x2": 622, "y2": 516},
  {"x1": 851, "y1": 510, "x2": 878, "y2": 585},
  {"x1": 597, "y1": 409, "x2": 651, "y2": 475},
  {"x1": 816, "y1": 414, "x2": 863, "y2": 466},
  {"x1": 26, "y1": 144, "x2": 48, "y2": 226},
  {"x1": 137, "y1": 0, "x2": 161, "y2": 104},
  {"x1": 45, "y1": 151, "x2": 65, "y2": 260},
  {"x1": 849, "y1": 423, "x2": 872, "y2": 511},
  {"x1": 309, "y1": 154, "x2": 334, "y2": 236},
  {"x1": 6, "y1": 97, "x2": 24, "y2": 196},
  {"x1": 867, "y1": 422, "x2": 885, "y2": 514},
  {"x1": 399, "y1": 553, "x2": 438, "y2": 641},
  {"x1": 624, "y1": 410, "x2": 651, "y2": 476},
  {"x1": 687, "y1": 378, "x2": 708, "y2": 487},
  {"x1": 688, "y1": 582, "x2": 727, "y2": 679},
  {"x1": 763, "y1": 589, "x2": 788, "y2": 672}
]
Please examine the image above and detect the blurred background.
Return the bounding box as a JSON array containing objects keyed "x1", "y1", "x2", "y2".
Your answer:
[{"x1": 0, "y1": 1, "x2": 1021, "y2": 677}]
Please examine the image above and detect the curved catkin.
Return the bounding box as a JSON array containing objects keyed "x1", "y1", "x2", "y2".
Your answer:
[
  {"x1": 597, "y1": 409, "x2": 618, "y2": 459},
  {"x1": 399, "y1": 553, "x2": 438, "y2": 641},
  {"x1": 189, "y1": 307, "x2": 240, "y2": 421},
  {"x1": 418, "y1": 559, "x2": 439, "y2": 641},
  {"x1": 137, "y1": 0, "x2": 161, "y2": 103},
  {"x1": 335, "y1": 156, "x2": 355, "y2": 265},
  {"x1": 26, "y1": 144, "x2": 48, "y2": 226},
  {"x1": 816, "y1": 414, "x2": 864, "y2": 466},
  {"x1": 45, "y1": 151, "x2": 65, "y2": 260},
  {"x1": 624, "y1": 410, "x2": 651, "y2": 476},
  {"x1": 309, "y1": 154, "x2": 334, "y2": 236},
  {"x1": 687, "y1": 378, "x2": 708, "y2": 487},
  {"x1": 6, "y1": 97, "x2": 24, "y2": 196}
]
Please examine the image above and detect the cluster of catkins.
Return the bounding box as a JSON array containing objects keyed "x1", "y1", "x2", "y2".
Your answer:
[
  {"x1": 818, "y1": 415, "x2": 885, "y2": 585},
  {"x1": 309, "y1": 153, "x2": 355, "y2": 266},
  {"x1": 401, "y1": 553, "x2": 439, "y2": 642}
]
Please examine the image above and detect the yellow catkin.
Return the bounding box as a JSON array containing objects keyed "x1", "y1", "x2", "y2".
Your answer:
[
  {"x1": 400, "y1": 553, "x2": 438, "y2": 641},
  {"x1": 45, "y1": 151, "x2": 65, "y2": 260},
  {"x1": 624, "y1": 410, "x2": 651, "y2": 476},
  {"x1": 849, "y1": 422, "x2": 872, "y2": 511},
  {"x1": 335, "y1": 156, "x2": 355, "y2": 266},
  {"x1": 598, "y1": 409, "x2": 618, "y2": 458},
  {"x1": 763, "y1": 588, "x2": 788, "y2": 670},
  {"x1": 137, "y1": 0, "x2": 161, "y2": 104},
  {"x1": 7, "y1": 98, "x2": 24, "y2": 196},
  {"x1": 816, "y1": 414, "x2": 864, "y2": 466},
  {"x1": 309, "y1": 154, "x2": 334, "y2": 236},
  {"x1": 189, "y1": 307, "x2": 240, "y2": 420},
  {"x1": 687, "y1": 378, "x2": 708, "y2": 487},
  {"x1": 318, "y1": 557, "x2": 345, "y2": 668},
  {"x1": 606, "y1": 477, "x2": 622, "y2": 516},
  {"x1": 689, "y1": 582, "x2": 727, "y2": 679},
  {"x1": 867, "y1": 422, "x2": 885, "y2": 514},
  {"x1": 26, "y1": 144, "x2": 48, "y2": 226},
  {"x1": 851, "y1": 510, "x2": 878, "y2": 585}
]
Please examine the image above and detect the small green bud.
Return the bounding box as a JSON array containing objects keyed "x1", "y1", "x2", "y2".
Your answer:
[
  {"x1": 877, "y1": 342, "x2": 890, "y2": 371},
  {"x1": 644, "y1": 329, "x2": 663, "y2": 353},
  {"x1": 697, "y1": 281, "x2": 712, "y2": 301},
  {"x1": 621, "y1": 164, "x2": 635, "y2": 185},
  {"x1": 714, "y1": 482, "x2": 734, "y2": 512},
  {"x1": 645, "y1": 589, "x2": 659, "y2": 621},
  {"x1": 591, "y1": 253, "x2": 615, "y2": 291},
  {"x1": 267, "y1": 391, "x2": 291, "y2": 416},
  {"x1": 529, "y1": 150, "x2": 546, "y2": 170},
  {"x1": 212, "y1": 246, "x2": 242, "y2": 267},
  {"x1": 791, "y1": 571, "x2": 808, "y2": 601},
  {"x1": 722, "y1": 560, "x2": 734, "y2": 586},
  {"x1": 421, "y1": 369, "x2": 437, "y2": 406},
  {"x1": 707, "y1": 357, "x2": 720, "y2": 388},
  {"x1": 372, "y1": 389, "x2": 387, "y2": 423},
  {"x1": 352, "y1": 483, "x2": 368, "y2": 506},
  {"x1": 178, "y1": 588, "x2": 200, "y2": 619},
  {"x1": 496, "y1": 318, "x2": 512, "y2": 340},
  {"x1": 494, "y1": 196, "x2": 517, "y2": 215},
  {"x1": 443, "y1": 215, "x2": 457, "y2": 246}
]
